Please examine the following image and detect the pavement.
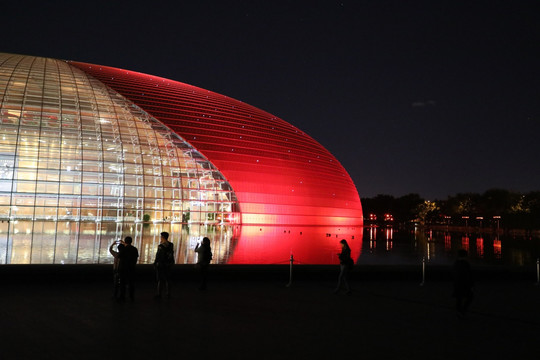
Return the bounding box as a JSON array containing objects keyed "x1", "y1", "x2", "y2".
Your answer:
[{"x1": 0, "y1": 265, "x2": 539, "y2": 359}]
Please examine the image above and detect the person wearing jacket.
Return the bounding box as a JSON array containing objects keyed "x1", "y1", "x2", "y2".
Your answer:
[{"x1": 154, "y1": 231, "x2": 174, "y2": 299}]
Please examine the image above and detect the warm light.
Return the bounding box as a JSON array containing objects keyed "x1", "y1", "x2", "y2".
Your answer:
[
  {"x1": 493, "y1": 238, "x2": 502, "y2": 259},
  {"x1": 476, "y1": 237, "x2": 484, "y2": 258},
  {"x1": 71, "y1": 60, "x2": 363, "y2": 227}
]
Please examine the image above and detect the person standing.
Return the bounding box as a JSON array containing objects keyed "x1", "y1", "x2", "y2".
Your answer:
[
  {"x1": 109, "y1": 240, "x2": 124, "y2": 299},
  {"x1": 154, "y1": 231, "x2": 174, "y2": 298},
  {"x1": 195, "y1": 237, "x2": 212, "y2": 290},
  {"x1": 334, "y1": 239, "x2": 353, "y2": 295},
  {"x1": 453, "y1": 249, "x2": 474, "y2": 317},
  {"x1": 118, "y1": 236, "x2": 139, "y2": 302}
]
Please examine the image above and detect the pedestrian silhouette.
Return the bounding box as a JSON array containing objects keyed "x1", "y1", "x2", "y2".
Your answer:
[
  {"x1": 334, "y1": 239, "x2": 354, "y2": 295},
  {"x1": 154, "y1": 231, "x2": 174, "y2": 298},
  {"x1": 109, "y1": 240, "x2": 124, "y2": 299},
  {"x1": 118, "y1": 236, "x2": 139, "y2": 302},
  {"x1": 453, "y1": 249, "x2": 473, "y2": 317},
  {"x1": 195, "y1": 237, "x2": 212, "y2": 290}
]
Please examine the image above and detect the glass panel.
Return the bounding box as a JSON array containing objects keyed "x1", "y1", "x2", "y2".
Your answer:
[
  {"x1": 0, "y1": 220, "x2": 8, "y2": 264},
  {"x1": 9, "y1": 220, "x2": 33, "y2": 264},
  {"x1": 0, "y1": 53, "x2": 239, "y2": 264},
  {"x1": 30, "y1": 221, "x2": 57, "y2": 264},
  {"x1": 54, "y1": 221, "x2": 79, "y2": 264}
]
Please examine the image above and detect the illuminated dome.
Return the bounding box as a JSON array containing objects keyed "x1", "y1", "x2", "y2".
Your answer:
[
  {"x1": 0, "y1": 53, "x2": 362, "y2": 264},
  {"x1": 69, "y1": 61, "x2": 363, "y2": 226}
]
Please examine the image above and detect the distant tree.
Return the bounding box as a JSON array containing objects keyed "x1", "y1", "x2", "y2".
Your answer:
[
  {"x1": 442, "y1": 193, "x2": 481, "y2": 218},
  {"x1": 415, "y1": 200, "x2": 440, "y2": 224},
  {"x1": 479, "y1": 189, "x2": 520, "y2": 217},
  {"x1": 525, "y1": 192, "x2": 540, "y2": 228},
  {"x1": 395, "y1": 193, "x2": 424, "y2": 222},
  {"x1": 361, "y1": 194, "x2": 395, "y2": 219},
  {"x1": 361, "y1": 190, "x2": 539, "y2": 229}
]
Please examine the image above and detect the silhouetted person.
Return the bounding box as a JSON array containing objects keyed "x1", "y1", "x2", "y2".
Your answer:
[
  {"x1": 154, "y1": 231, "x2": 174, "y2": 298},
  {"x1": 195, "y1": 237, "x2": 212, "y2": 290},
  {"x1": 109, "y1": 240, "x2": 125, "y2": 299},
  {"x1": 118, "y1": 236, "x2": 139, "y2": 302},
  {"x1": 453, "y1": 249, "x2": 473, "y2": 316},
  {"x1": 334, "y1": 239, "x2": 354, "y2": 295}
]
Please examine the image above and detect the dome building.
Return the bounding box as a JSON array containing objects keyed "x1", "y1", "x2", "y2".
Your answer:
[{"x1": 0, "y1": 53, "x2": 362, "y2": 264}]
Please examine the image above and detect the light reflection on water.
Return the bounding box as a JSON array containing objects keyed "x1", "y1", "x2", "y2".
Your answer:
[
  {"x1": 360, "y1": 226, "x2": 540, "y2": 267},
  {"x1": 173, "y1": 225, "x2": 540, "y2": 266},
  {"x1": 226, "y1": 225, "x2": 363, "y2": 265},
  {"x1": 2, "y1": 223, "x2": 539, "y2": 266}
]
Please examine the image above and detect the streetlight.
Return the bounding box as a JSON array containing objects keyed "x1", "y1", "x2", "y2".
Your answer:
[
  {"x1": 476, "y1": 216, "x2": 483, "y2": 228},
  {"x1": 493, "y1": 215, "x2": 501, "y2": 232}
]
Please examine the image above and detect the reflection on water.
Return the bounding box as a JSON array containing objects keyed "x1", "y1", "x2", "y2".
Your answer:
[
  {"x1": 226, "y1": 225, "x2": 362, "y2": 264},
  {"x1": 1, "y1": 223, "x2": 539, "y2": 266},
  {"x1": 360, "y1": 226, "x2": 540, "y2": 267}
]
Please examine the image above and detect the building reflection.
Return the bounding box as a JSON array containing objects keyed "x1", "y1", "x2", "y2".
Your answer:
[
  {"x1": 476, "y1": 237, "x2": 484, "y2": 258},
  {"x1": 369, "y1": 225, "x2": 377, "y2": 252},
  {"x1": 461, "y1": 234, "x2": 470, "y2": 252},
  {"x1": 493, "y1": 236, "x2": 502, "y2": 260},
  {"x1": 444, "y1": 232, "x2": 452, "y2": 253},
  {"x1": 3, "y1": 223, "x2": 540, "y2": 266},
  {"x1": 228, "y1": 225, "x2": 363, "y2": 264},
  {"x1": 385, "y1": 227, "x2": 393, "y2": 251}
]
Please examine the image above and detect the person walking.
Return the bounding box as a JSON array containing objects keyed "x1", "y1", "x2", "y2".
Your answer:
[
  {"x1": 118, "y1": 236, "x2": 139, "y2": 302},
  {"x1": 334, "y1": 239, "x2": 354, "y2": 295},
  {"x1": 453, "y1": 249, "x2": 474, "y2": 317},
  {"x1": 109, "y1": 240, "x2": 124, "y2": 299},
  {"x1": 195, "y1": 237, "x2": 212, "y2": 290},
  {"x1": 154, "y1": 231, "x2": 174, "y2": 298}
]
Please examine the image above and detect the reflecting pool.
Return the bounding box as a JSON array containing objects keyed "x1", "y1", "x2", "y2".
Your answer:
[
  {"x1": 1, "y1": 223, "x2": 539, "y2": 266},
  {"x1": 360, "y1": 226, "x2": 540, "y2": 267}
]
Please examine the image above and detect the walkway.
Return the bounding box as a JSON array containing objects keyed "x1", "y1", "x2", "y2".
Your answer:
[{"x1": 0, "y1": 266, "x2": 538, "y2": 359}]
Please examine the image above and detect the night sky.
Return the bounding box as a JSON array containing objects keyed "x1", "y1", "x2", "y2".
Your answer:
[{"x1": 4, "y1": 0, "x2": 540, "y2": 200}]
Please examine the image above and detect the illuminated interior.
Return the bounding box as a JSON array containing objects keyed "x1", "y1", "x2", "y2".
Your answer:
[
  {"x1": 0, "y1": 53, "x2": 363, "y2": 264},
  {"x1": 0, "y1": 53, "x2": 239, "y2": 264}
]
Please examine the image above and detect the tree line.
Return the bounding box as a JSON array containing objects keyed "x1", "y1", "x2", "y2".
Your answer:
[{"x1": 361, "y1": 189, "x2": 540, "y2": 230}]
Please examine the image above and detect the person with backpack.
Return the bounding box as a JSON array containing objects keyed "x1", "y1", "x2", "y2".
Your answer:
[
  {"x1": 154, "y1": 231, "x2": 174, "y2": 299},
  {"x1": 195, "y1": 237, "x2": 212, "y2": 290}
]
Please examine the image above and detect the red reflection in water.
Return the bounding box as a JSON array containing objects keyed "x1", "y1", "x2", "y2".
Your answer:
[
  {"x1": 385, "y1": 228, "x2": 393, "y2": 250},
  {"x1": 461, "y1": 235, "x2": 470, "y2": 251},
  {"x1": 227, "y1": 226, "x2": 363, "y2": 264},
  {"x1": 476, "y1": 237, "x2": 484, "y2": 258},
  {"x1": 444, "y1": 233, "x2": 451, "y2": 252},
  {"x1": 493, "y1": 238, "x2": 502, "y2": 259}
]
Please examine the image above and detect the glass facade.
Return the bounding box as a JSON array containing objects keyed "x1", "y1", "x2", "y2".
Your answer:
[{"x1": 0, "y1": 54, "x2": 239, "y2": 264}]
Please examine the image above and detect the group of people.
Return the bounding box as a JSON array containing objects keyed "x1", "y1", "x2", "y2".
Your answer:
[
  {"x1": 109, "y1": 235, "x2": 474, "y2": 316},
  {"x1": 108, "y1": 232, "x2": 213, "y2": 301},
  {"x1": 109, "y1": 236, "x2": 139, "y2": 302}
]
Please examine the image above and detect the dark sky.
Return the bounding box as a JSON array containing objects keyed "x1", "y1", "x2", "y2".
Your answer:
[{"x1": 4, "y1": 0, "x2": 540, "y2": 199}]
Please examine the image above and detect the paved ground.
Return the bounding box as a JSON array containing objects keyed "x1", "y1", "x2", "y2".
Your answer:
[{"x1": 0, "y1": 266, "x2": 538, "y2": 359}]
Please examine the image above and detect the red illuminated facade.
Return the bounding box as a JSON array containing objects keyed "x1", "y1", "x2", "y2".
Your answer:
[{"x1": 70, "y1": 62, "x2": 363, "y2": 226}]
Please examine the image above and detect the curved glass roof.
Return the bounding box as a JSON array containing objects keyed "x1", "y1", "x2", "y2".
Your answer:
[{"x1": 0, "y1": 53, "x2": 238, "y2": 264}]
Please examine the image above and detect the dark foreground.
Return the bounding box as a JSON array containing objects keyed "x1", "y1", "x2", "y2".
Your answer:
[{"x1": 1, "y1": 265, "x2": 539, "y2": 359}]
